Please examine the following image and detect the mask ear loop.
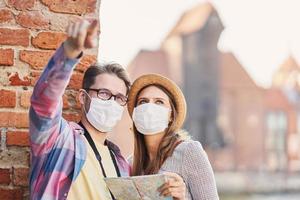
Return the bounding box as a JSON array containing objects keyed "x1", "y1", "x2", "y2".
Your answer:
[{"x1": 80, "y1": 89, "x2": 92, "y2": 114}]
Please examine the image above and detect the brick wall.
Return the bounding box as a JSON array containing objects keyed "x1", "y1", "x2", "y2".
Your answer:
[{"x1": 0, "y1": 1, "x2": 100, "y2": 199}]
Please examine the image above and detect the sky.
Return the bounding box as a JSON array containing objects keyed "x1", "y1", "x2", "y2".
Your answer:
[{"x1": 98, "y1": 0, "x2": 300, "y2": 88}]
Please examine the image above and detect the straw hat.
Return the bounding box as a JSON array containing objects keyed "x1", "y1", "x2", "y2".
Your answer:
[{"x1": 127, "y1": 74, "x2": 187, "y2": 131}]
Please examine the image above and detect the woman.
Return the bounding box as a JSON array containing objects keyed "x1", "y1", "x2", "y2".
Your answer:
[{"x1": 127, "y1": 74, "x2": 219, "y2": 200}]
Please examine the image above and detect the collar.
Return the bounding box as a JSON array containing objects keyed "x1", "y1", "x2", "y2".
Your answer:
[{"x1": 77, "y1": 121, "x2": 122, "y2": 155}]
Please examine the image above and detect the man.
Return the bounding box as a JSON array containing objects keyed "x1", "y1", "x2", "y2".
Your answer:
[{"x1": 29, "y1": 19, "x2": 131, "y2": 200}]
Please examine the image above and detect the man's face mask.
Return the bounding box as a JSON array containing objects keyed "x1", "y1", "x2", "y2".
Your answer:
[
  {"x1": 83, "y1": 91, "x2": 124, "y2": 133},
  {"x1": 133, "y1": 103, "x2": 170, "y2": 135}
]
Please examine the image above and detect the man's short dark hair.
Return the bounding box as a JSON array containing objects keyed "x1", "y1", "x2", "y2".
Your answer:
[{"x1": 82, "y1": 63, "x2": 131, "y2": 94}]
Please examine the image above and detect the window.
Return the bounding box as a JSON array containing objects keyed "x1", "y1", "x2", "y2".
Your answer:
[{"x1": 266, "y1": 111, "x2": 287, "y2": 171}]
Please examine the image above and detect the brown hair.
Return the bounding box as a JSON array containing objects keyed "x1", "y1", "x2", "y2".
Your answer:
[
  {"x1": 82, "y1": 63, "x2": 131, "y2": 94},
  {"x1": 131, "y1": 84, "x2": 183, "y2": 175}
]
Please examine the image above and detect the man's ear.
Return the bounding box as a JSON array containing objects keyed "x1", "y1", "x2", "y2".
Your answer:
[{"x1": 78, "y1": 89, "x2": 86, "y2": 105}]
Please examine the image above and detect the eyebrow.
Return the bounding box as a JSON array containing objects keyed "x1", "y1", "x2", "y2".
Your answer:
[
  {"x1": 137, "y1": 97, "x2": 167, "y2": 101},
  {"x1": 91, "y1": 88, "x2": 127, "y2": 97}
]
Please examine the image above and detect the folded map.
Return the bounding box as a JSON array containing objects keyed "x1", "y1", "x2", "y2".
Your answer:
[{"x1": 104, "y1": 174, "x2": 173, "y2": 200}]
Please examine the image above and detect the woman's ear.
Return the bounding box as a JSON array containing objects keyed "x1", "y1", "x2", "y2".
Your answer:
[{"x1": 169, "y1": 110, "x2": 173, "y2": 123}]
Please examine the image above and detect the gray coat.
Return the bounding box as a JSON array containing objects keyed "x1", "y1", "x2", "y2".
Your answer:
[
  {"x1": 129, "y1": 140, "x2": 219, "y2": 200},
  {"x1": 159, "y1": 140, "x2": 219, "y2": 200}
]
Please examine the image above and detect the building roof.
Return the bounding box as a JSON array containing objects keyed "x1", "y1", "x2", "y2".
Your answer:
[
  {"x1": 127, "y1": 50, "x2": 171, "y2": 81},
  {"x1": 128, "y1": 3, "x2": 260, "y2": 91},
  {"x1": 220, "y1": 52, "x2": 261, "y2": 90},
  {"x1": 279, "y1": 56, "x2": 300, "y2": 72},
  {"x1": 264, "y1": 88, "x2": 293, "y2": 111},
  {"x1": 166, "y1": 2, "x2": 216, "y2": 38},
  {"x1": 272, "y1": 55, "x2": 300, "y2": 89}
]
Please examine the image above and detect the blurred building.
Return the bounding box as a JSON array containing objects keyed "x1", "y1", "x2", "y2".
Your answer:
[
  {"x1": 110, "y1": 2, "x2": 300, "y2": 172},
  {"x1": 268, "y1": 56, "x2": 300, "y2": 171}
]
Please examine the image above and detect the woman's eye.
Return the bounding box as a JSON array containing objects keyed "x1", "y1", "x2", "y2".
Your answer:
[
  {"x1": 155, "y1": 100, "x2": 164, "y2": 105},
  {"x1": 138, "y1": 99, "x2": 147, "y2": 105}
]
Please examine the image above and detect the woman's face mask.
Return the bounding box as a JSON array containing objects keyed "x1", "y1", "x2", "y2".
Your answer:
[
  {"x1": 83, "y1": 91, "x2": 124, "y2": 133},
  {"x1": 133, "y1": 103, "x2": 171, "y2": 135}
]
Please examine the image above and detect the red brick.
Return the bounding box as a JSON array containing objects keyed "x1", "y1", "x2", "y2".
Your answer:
[
  {"x1": 29, "y1": 71, "x2": 41, "y2": 86},
  {"x1": 76, "y1": 98, "x2": 81, "y2": 109},
  {"x1": 0, "y1": 89, "x2": 16, "y2": 108},
  {"x1": 7, "y1": 131, "x2": 30, "y2": 147},
  {"x1": 7, "y1": 0, "x2": 35, "y2": 10},
  {"x1": 0, "y1": 188, "x2": 23, "y2": 200},
  {"x1": 63, "y1": 112, "x2": 81, "y2": 122},
  {"x1": 32, "y1": 32, "x2": 67, "y2": 50},
  {"x1": 0, "y1": 9, "x2": 14, "y2": 23},
  {"x1": 16, "y1": 11, "x2": 49, "y2": 29},
  {"x1": 63, "y1": 94, "x2": 69, "y2": 109},
  {"x1": 19, "y1": 50, "x2": 54, "y2": 70},
  {"x1": 63, "y1": 92, "x2": 81, "y2": 110},
  {"x1": 0, "y1": 28, "x2": 30, "y2": 47},
  {"x1": 20, "y1": 90, "x2": 32, "y2": 108},
  {"x1": 0, "y1": 148, "x2": 30, "y2": 167},
  {"x1": 76, "y1": 54, "x2": 97, "y2": 72},
  {"x1": 9, "y1": 72, "x2": 31, "y2": 86},
  {"x1": 0, "y1": 49, "x2": 14, "y2": 66},
  {"x1": 0, "y1": 168, "x2": 11, "y2": 185},
  {"x1": 13, "y1": 167, "x2": 29, "y2": 186},
  {"x1": 68, "y1": 72, "x2": 83, "y2": 90},
  {"x1": 41, "y1": 0, "x2": 96, "y2": 15},
  {"x1": 0, "y1": 112, "x2": 29, "y2": 128}
]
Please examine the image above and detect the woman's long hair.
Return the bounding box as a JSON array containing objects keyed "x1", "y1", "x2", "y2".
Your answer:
[{"x1": 131, "y1": 84, "x2": 187, "y2": 175}]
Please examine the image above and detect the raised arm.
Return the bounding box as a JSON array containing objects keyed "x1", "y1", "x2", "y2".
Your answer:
[{"x1": 29, "y1": 19, "x2": 99, "y2": 154}]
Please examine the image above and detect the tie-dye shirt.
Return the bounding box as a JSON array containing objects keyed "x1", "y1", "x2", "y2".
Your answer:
[{"x1": 29, "y1": 45, "x2": 130, "y2": 200}]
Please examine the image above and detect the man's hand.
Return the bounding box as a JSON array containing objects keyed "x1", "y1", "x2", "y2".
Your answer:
[{"x1": 64, "y1": 19, "x2": 99, "y2": 59}]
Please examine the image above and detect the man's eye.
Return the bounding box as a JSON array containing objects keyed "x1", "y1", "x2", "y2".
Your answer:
[
  {"x1": 99, "y1": 91, "x2": 110, "y2": 98},
  {"x1": 116, "y1": 95, "x2": 127, "y2": 102}
]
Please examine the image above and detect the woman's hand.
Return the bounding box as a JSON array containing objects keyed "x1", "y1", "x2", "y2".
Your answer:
[{"x1": 158, "y1": 172, "x2": 186, "y2": 200}]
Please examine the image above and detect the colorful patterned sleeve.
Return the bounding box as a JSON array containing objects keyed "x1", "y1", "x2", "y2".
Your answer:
[{"x1": 29, "y1": 44, "x2": 81, "y2": 155}]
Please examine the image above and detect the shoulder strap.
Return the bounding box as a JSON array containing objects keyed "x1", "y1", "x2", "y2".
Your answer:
[
  {"x1": 79, "y1": 122, "x2": 120, "y2": 200},
  {"x1": 108, "y1": 149, "x2": 121, "y2": 177},
  {"x1": 83, "y1": 127, "x2": 108, "y2": 177},
  {"x1": 78, "y1": 122, "x2": 121, "y2": 178}
]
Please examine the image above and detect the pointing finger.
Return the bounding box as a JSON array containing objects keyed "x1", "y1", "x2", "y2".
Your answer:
[{"x1": 77, "y1": 20, "x2": 90, "y2": 47}]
